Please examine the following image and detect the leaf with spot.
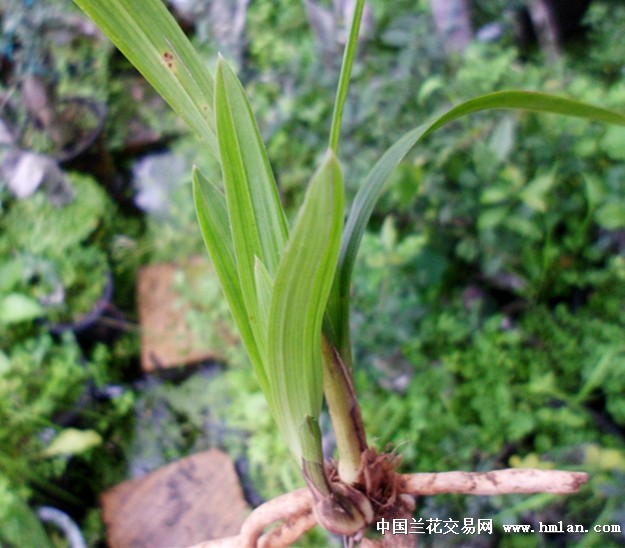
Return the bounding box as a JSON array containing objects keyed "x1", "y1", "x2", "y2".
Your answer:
[{"x1": 74, "y1": 0, "x2": 217, "y2": 154}]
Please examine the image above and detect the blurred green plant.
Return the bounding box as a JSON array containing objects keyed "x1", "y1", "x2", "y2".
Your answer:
[
  {"x1": 360, "y1": 40, "x2": 625, "y2": 307},
  {"x1": 0, "y1": 174, "x2": 113, "y2": 332},
  {"x1": 0, "y1": 333, "x2": 133, "y2": 547},
  {"x1": 74, "y1": 0, "x2": 625, "y2": 542},
  {"x1": 355, "y1": 277, "x2": 625, "y2": 544}
]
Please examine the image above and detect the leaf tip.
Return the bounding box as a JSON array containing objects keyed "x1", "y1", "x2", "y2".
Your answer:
[{"x1": 216, "y1": 52, "x2": 227, "y2": 69}]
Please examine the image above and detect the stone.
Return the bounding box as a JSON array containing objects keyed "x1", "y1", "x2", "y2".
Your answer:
[
  {"x1": 137, "y1": 258, "x2": 238, "y2": 371},
  {"x1": 101, "y1": 450, "x2": 249, "y2": 547}
]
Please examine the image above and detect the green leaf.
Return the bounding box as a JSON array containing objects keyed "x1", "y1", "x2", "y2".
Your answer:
[
  {"x1": 595, "y1": 201, "x2": 625, "y2": 230},
  {"x1": 300, "y1": 416, "x2": 331, "y2": 496},
  {"x1": 481, "y1": 185, "x2": 513, "y2": 205},
  {"x1": 254, "y1": 257, "x2": 274, "y2": 339},
  {"x1": 601, "y1": 126, "x2": 625, "y2": 161},
  {"x1": 0, "y1": 294, "x2": 45, "y2": 325},
  {"x1": 418, "y1": 76, "x2": 445, "y2": 105},
  {"x1": 214, "y1": 58, "x2": 288, "y2": 362},
  {"x1": 215, "y1": 57, "x2": 288, "y2": 274},
  {"x1": 489, "y1": 117, "x2": 516, "y2": 162},
  {"x1": 42, "y1": 428, "x2": 102, "y2": 457},
  {"x1": 329, "y1": 0, "x2": 366, "y2": 153},
  {"x1": 73, "y1": 0, "x2": 217, "y2": 154},
  {"x1": 577, "y1": 349, "x2": 618, "y2": 404},
  {"x1": 267, "y1": 151, "x2": 344, "y2": 462},
  {"x1": 192, "y1": 169, "x2": 268, "y2": 392},
  {"x1": 584, "y1": 175, "x2": 608, "y2": 210},
  {"x1": 0, "y1": 258, "x2": 24, "y2": 293},
  {"x1": 478, "y1": 206, "x2": 510, "y2": 232},
  {"x1": 519, "y1": 171, "x2": 556, "y2": 213},
  {"x1": 329, "y1": 91, "x2": 625, "y2": 359}
]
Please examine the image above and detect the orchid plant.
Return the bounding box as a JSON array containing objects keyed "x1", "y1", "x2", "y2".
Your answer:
[{"x1": 74, "y1": 0, "x2": 625, "y2": 545}]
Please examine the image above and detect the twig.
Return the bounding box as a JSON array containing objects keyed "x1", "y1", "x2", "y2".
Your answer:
[{"x1": 397, "y1": 468, "x2": 589, "y2": 496}]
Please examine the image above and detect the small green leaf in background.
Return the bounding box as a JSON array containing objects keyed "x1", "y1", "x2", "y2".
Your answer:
[
  {"x1": 583, "y1": 175, "x2": 608, "y2": 210},
  {"x1": 489, "y1": 117, "x2": 516, "y2": 162},
  {"x1": 595, "y1": 201, "x2": 625, "y2": 230},
  {"x1": 478, "y1": 206, "x2": 510, "y2": 232},
  {"x1": 42, "y1": 428, "x2": 102, "y2": 458},
  {"x1": 0, "y1": 294, "x2": 45, "y2": 325},
  {"x1": 576, "y1": 349, "x2": 619, "y2": 404},
  {"x1": 481, "y1": 184, "x2": 514, "y2": 205},
  {"x1": 584, "y1": 444, "x2": 625, "y2": 472},
  {"x1": 0, "y1": 258, "x2": 24, "y2": 293},
  {"x1": 519, "y1": 171, "x2": 556, "y2": 213},
  {"x1": 601, "y1": 126, "x2": 625, "y2": 161},
  {"x1": 418, "y1": 76, "x2": 445, "y2": 105}
]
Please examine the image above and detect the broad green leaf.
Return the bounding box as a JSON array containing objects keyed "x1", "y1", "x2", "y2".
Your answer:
[
  {"x1": 215, "y1": 57, "x2": 288, "y2": 274},
  {"x1": 214, "y1": 57, "x2": 288, "y2": 363},
  {"x1": 73, "y1": 0, "x2": 217, "y2": 154},
  {"x1": 328, "y1": 91, "x2": 625, "y2": 359},
  {"x1": 267, "y1": 151, "x2": 344, "y2": 462},
  {"x1": 192, "y1": 169, "x2": 268, "y2": 392}
]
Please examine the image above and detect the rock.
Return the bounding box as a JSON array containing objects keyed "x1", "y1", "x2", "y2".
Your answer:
[
  {"x1": 101, "y1": 450, "x2": 249, "y2": 547},
  {"x1": 2, "y1": 149, "x2": 74, "y2": 204},
  {"x1": 132, "y1": 152, "x2": 187, "y2": 215},
  {"x1": 138, "y1": 258, "x2": 238, "y2": 372}
]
